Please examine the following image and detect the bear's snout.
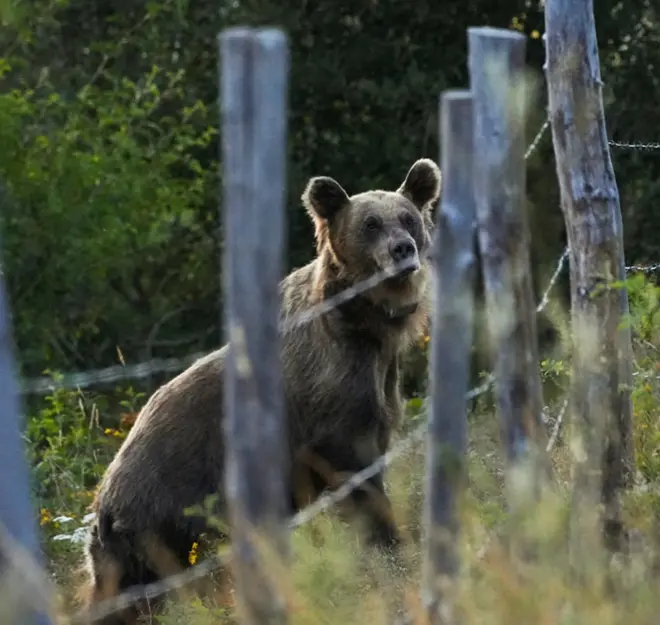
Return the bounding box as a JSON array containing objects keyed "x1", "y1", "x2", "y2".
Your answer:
[{"x1": 389, "y1": 236, "x2": 420, "y2": 276}]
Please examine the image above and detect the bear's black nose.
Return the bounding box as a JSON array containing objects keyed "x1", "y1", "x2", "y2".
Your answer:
[{"x1": 390, "y1": 239, "x2": 416, "y2": 264}]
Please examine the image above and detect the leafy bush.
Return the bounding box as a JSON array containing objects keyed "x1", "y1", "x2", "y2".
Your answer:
[
  {"x1": 26, "y1": 379, "x2": 144, "y2": 568},
  {"x1": 0, "y1": 55, "x2": 219, "y2": 375}
]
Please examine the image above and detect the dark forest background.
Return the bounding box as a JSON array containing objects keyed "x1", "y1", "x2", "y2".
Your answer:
[{"x1": 0, "y1": 0, "x2": 657, "y2": 389}]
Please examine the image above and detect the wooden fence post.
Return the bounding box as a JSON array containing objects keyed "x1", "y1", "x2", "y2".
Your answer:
[
  {"x1": 0, "y1": 230, "x2": 52, "y2": 623},
  {"x1": 422, "y1": 90, "x2": 476, "y2": 625},
  {"x1": 219, "y1": 27, "x2": 290, "y2": 625},
  {"x1": 468, "y1": 27, "x2": 549, "y2": 547},
  {"x1": 545, "y1": 0, "x2": 634, "y2": 569}
]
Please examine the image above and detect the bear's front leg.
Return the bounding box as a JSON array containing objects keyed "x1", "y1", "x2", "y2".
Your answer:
[
  {"x1": 301, "y1": 439, "x2": 403, "y2": 555},
  {"x1": 348, "y1": 470, "x2": 403, "y2": 552}
]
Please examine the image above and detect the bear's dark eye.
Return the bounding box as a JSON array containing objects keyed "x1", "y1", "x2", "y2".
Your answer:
[
  {"x1": 363, "y1": 215, "x2": 381, "y2": 234},
  {"x1": 401, "y1": 212, "x2": 416, "y2": 231}
]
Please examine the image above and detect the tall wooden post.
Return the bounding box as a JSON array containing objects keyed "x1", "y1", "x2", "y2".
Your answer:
[
  {"x1": 422, "y1": 90, "x2": 476, "y2": 625},
  {"x1": 468, "y1": 26, "x2": 549, "y2": 551},
  {"x1": 219, "y1": 26, "x2": 291, "y2": 625},
  {"x1": 545, "y1": 0, "x2": 634, "y2": 568}
]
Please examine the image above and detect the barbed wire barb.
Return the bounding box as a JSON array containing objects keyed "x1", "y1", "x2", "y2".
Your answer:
[{"x1": 525, "y1": 117, "x2": 550, "y2": 160}]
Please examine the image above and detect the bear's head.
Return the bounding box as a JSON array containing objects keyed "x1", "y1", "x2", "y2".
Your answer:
[{"x1": 302, "y1": 158, "x2": 441, "y2": 319}]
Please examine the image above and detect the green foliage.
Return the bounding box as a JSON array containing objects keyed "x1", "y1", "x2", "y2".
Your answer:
[
  {"x1": 0, "y1": 0, "x2": 539, "y2": 380},
  {"x1": 0, "y1": 28, "x2": 219, "y2": 374},
  {"x1": 623, "y1": 273, "x2": 660, "y2": 486},
  {"x1": 26, "y1": 380, "x2": 143, "y2": 567},
  {"x1": 0, "y1": 0, "x2": 657, "y2": 384},
  {"x1": 0, "y1": 0, "x2": 659, "y2": 619}
]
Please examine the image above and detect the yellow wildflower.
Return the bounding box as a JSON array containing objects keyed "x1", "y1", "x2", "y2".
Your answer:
[
  {"x1": 189, "y1": 541, "x2": 199, "y2": 565},
  {"x1": 39, "y1": 508, "x2": 51, "y2": 526},
  {"x1": 510, "y1": 16, "x2": 524, "y2": 32},
  {"x1": 104, "y1": 428, "x2": 126, "y2": 439}
]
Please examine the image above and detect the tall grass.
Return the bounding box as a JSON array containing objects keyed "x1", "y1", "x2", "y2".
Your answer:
[{"x1": 12, "y1": 272, "x2": 660, "y2": 625}]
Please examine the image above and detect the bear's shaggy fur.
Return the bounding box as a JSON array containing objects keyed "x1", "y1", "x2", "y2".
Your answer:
[{"x1": 78, "y1": 158, "x2": 441, "y2": 624}]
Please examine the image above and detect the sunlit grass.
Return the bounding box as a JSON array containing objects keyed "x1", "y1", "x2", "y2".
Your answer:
[{"x1": 17, "y1": 273, "x2": 660, "y2": 625}]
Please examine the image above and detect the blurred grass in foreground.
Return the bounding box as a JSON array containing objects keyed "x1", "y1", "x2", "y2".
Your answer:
[{"x1": 3, "y1": 272, "x2": 660, "y2": 624}]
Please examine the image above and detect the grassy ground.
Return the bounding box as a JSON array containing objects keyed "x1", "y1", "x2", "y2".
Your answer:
[{"x1": 10, "y1": 273, "x2": 660, "y2": 624}]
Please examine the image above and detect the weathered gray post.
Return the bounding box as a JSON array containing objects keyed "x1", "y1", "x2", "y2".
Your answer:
[
  {"x1": 0, "y1": 230, "x2": 52, "y2": 623},
  {"x1": 422, "y1": 90, "x2": 476, "y2": 625},
  {"x1": 468, "y1": 27, "x2": 548, "y2": 548},
  {"x1": 219, "y1": 27, "x2": 290, "y2": 625},
  {"x1": 545, "y1": 0, "x2": 634, "y2": 569}
]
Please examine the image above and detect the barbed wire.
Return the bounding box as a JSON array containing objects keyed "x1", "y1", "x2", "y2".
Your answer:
[
  {"x1": 523, "y1": 114, "x2": 660, "y2": 155},
  {"x1": 18, "y1": 257, "x2": 419, "y2": 395},
  {"x1": 609, "y1": 140, "x2": 660, "y2": 152},
  {"x1": 69, "y1": 385, "x2": 498, "y2": 625},
  {"x1": 70, "y1": 413, "x2": 439, "y2": 624},
  {"x1": 14, "y1": 117, "x2": 660, "y2": 395},
  {"x1": 20, "y1": 245, "x2": 575, "y2": 397},
  {"x1": 66, "y1": 547, "x2": 232, "y2": 625},
  {"x1": 17, "y1": 254, "x2": 660, "y2": 398},
  {"x1": 625, "y1": 262, "x2": 660, "y2": 274},
  {"x1": 537, "y1": 246, "x2": 569, "y2": 312},
  {"x1": 545, "y1": 398, "x2": 569, "y2": 453},
  {"x1": 525, "y1": 118, "x2": 550, "y2": 160},
  {"x1": 20, "y1": 352, "x2": 209, "y2": 395}
]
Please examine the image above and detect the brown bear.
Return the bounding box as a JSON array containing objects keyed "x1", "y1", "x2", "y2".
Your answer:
[{"x1": 77, "y1": 157, "x2": 441, "y2": 624}]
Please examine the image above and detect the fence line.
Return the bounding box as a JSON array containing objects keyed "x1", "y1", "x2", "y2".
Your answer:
[
  {"x1": 0, "y1": 10, "x2": 652, "y2": 625},
  {"x1": 23, "y1": 18, "x2": 648, "y2": 625},
  {"x1": 1, "y1": 138, "x2": 656, "y2": 395},
  {"x1": 17, "y1": 47, "x2": 657, "y2": 625}
]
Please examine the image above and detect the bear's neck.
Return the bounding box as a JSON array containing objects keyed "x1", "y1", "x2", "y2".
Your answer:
[{"x1": 313, "y1": 256, "x2": 420, "y2": 335}]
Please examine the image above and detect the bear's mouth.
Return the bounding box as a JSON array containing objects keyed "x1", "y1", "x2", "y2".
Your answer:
[
  {"x1": 384, "y1": 268, "x2": 417, "y2": 288},
  {"x1": 381, "y1": 302, "x2": 419, "y2": 320},
  {"x1": 382, "y1": 258, "x2": 420, "y2": 287}
]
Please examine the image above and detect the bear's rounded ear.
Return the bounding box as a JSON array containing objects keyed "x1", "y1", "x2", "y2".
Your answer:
[
  {"x1": 302, "y1": 176, "x2": 350, "y2": 221},
  {"x1": 397, "y1": 158, "x2": 442, "y2": 211}
]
